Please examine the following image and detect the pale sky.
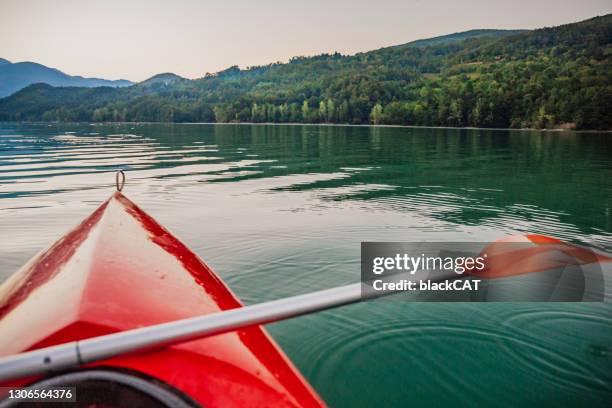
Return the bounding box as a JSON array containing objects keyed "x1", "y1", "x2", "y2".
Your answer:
[{"x1": 1, "y1": 0, "x2": 610, "y2": 82}]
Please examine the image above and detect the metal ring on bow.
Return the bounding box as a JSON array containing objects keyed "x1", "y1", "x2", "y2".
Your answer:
[{"x1": 116, "y1": 170, "x2": 125, "y2": 192}]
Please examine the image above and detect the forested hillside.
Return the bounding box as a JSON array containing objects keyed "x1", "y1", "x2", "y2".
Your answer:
[{"x1": 0, "y1": 14, "x2": 610, "y2": 129}]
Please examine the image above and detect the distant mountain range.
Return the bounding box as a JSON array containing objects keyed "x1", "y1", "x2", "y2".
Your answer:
[
  {"x1": 0, "y1": 58, "x2": 132, "y2": 98},
  {"x1": 0, "y1": 30, "x2": 526, "y2": 99},
  {"x1": 0, "y1": 14, "x2": 610, "y2": 129}
]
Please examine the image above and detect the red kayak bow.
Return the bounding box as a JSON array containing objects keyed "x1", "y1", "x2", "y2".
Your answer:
[{"x1": 0, "y1": 191, "x2": 325, "y2": 407}]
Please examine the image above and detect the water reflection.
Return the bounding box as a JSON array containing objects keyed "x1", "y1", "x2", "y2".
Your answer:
[{"x1": 0, "y1": 123, "x2": 611, "y2": 407}]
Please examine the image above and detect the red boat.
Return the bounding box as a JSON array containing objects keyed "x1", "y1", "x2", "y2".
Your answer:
[{"x1": 0, "y1": 190, "x2": 326, "y2": 407}]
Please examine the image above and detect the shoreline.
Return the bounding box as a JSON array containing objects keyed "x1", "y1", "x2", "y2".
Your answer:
[{"x1": 1, "y1": 121, "x2": 611, "y2": 133}]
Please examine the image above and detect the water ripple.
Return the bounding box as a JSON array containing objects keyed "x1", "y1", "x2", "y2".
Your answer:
[{"x1": 1, "y1": 123, "x2": 611, "y2": 408}]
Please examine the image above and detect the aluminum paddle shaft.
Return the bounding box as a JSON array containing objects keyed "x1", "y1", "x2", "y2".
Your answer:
[{"x1": 0, "y1": 283, "x2": 365, "y2": 382}]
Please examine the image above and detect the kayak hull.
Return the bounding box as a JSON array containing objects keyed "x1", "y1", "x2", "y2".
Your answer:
[{"x1": 0, "y1": 192, "x2": 325, "y2": 407}]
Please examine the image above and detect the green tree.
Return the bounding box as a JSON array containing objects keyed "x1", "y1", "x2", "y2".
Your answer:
[
  {"x1": 319, "y1": 101, "x2": 327, "y2": 123},
  {"x1": 301, "y1": 101, "x2": 310, "y2": 123},
  {"x1": 370, "y1": 103, "x2": 384, "y2": 124}
]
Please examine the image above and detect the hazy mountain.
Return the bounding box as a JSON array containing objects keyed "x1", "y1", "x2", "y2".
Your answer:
[
  {"x1": 0, "y1": 59, "x2": 133, "y2": 98},
  {"x1": 139, "y1": 73, "x2": 186, "y2": 86}
]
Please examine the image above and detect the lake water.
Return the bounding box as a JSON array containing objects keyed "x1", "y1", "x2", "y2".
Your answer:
[{"x1": 0, "y1": 123, "x2": 611, "y2": 406}]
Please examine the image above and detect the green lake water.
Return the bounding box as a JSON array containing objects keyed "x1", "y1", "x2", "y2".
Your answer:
[{"x1": 0, "y1": 123, "x2": 610, "y2": 406}]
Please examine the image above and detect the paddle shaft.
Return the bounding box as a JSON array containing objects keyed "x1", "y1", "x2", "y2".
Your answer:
[{"x1": 0, "y1": 282, "x2": 367, "y2": 382}]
